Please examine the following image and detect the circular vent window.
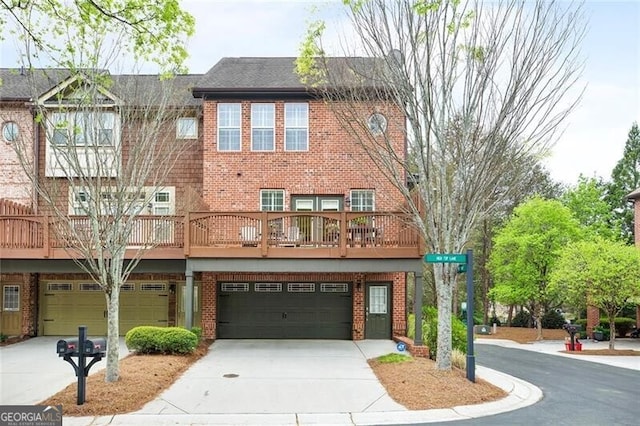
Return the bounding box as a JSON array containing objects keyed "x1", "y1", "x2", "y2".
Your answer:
[
  {"x1": 2, "y1": 121, "x2": 19, "y2": 143},
  {"x1": 367, "y1": 113, "x2": 387, "y2": 136}
]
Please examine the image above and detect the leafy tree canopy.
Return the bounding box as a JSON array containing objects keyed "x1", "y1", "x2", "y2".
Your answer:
[
  {"x1": 0, "y1": 0, "x2": 195, "y2": 72},
  {"x1": 562, "y1": 175, "x2": 620, "y2": 240},
  {"x1": 605, "y1": 122, "x2": 640, "y2": 244},
  {"x1": 549, "y1": 237, "x2": 640, "y2": 348},
  {"x1": 489, "y1": 197, "x2": 582, "y2": 312}
]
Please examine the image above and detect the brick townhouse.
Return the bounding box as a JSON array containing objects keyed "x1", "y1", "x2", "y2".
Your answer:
[{"x1": 0, "y1": 58, "x2": 425, "y2": 342}]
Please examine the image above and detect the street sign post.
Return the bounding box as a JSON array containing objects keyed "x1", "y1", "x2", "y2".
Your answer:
[
  {"x1": 424, "y1": 253, "x2": 467, "y2": 263},
  {"x1": 424, "y1": 250, "x2": 475, "y2": 383}
]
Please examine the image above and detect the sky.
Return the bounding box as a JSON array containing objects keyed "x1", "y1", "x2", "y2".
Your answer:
[{"x1": 1, "y1": 0, "x2": 639, "y2": 186}]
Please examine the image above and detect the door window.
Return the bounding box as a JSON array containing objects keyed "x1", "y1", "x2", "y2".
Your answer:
[{"x1": 369, "y1": 286, "x2": 388, "y2": 314}]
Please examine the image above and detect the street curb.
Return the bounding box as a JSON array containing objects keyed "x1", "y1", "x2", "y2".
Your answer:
[{"x1": 63, "y1": 365, "x2": 543, "y2": 426}]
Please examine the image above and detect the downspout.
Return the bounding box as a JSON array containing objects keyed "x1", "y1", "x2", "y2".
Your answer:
[{"x1": 29, "y1": 102, "x2": 40, "y2": 214}]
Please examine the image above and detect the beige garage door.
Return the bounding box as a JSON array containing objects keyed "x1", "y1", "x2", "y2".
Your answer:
[{"x1": 41, "y1": 281, "x2": 168, "y2": 336}]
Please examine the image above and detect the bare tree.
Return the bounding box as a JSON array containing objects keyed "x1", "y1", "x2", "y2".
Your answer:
[
  {"x1": 299, "y1": 0, "x2": 585, "y2": 370},
  {"x1": 4, "y1": 12, "x2": 197, "y2": 380}
]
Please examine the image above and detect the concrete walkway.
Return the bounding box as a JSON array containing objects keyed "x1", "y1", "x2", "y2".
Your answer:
[
  {"x1": 6, "y1": 337, "x2": 639, "y2": 425},
  {"x1": 59, "y1": 339, "x2": 542, "y2": 425}
]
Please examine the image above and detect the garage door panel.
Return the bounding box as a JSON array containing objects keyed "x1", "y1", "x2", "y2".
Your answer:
[
  {"x1": 217, "y1": 282, "x2": 352, "y2": 339},
  {"x1": 42, "y1": 282, "x2": 168, "y2": 336}
]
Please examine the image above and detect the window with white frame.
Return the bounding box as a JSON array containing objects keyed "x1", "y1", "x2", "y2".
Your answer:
[
  {"x1": 70, "y1": 187, "x2": 174, "y2": 215},
  {"x1": 176, "y1": 117, "x2": 197, "y2": 139},
  {"x1": 284, "y1": 103, "x2": 308, "y2": 151},
  {"x1": 251, "y1": 103, "x2": 275, "y2": 151},
  {"x1": 51, "y1": 111, "x2": 115, "y2": 146},
  {"x1": 217, "y1": 103, "x2": 241, "y2": 151},
  {"x1": 2, "y1": 285, "x2": 19, "y2": 311},
  {"x1": 350, "y1": 190, "x2": 375, "y2": 211},
  {"x1": 260, "y1": 189, "x2": 284, "y2": 211},
  {"x1": 153, "y1": 191, "x2": 171, "y2": 215}
]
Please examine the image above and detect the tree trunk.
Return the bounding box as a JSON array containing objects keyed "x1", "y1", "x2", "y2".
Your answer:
[
  {"x1": 434, "y1": 264, "x2": 454, "y2": 370},
  {"x1": 536, "y1": 304, "x2": 543, "y2": 340},
  {"x1": 105, "y1": 282, "x2": 121, "y2": 382},
  {"x1": 507, "y1": 305, "x2": 514, "y2": 326},
  {"x1": 608, "y1": 312, "x2": 616, "y2": 351}
]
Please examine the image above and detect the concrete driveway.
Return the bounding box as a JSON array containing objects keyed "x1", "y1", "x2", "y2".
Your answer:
[
  {"x1": 0, "y1": 336, "x2": 130, "y2": 405},
  {"x1": 139, "y1": 339, "x2": 406, "y2": 415}
]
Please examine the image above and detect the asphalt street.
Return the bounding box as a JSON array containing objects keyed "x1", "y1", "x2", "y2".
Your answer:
[{"x1": 422, "y1": 345, "x2": 640, "y2": 426}]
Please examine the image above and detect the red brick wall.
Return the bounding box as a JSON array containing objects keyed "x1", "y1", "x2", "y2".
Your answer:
[
  {"x1": 201, "y1": 272, "x2": 217, "y2": 339},
  {"x1": 0, "y1": 104, "x2": 34, "y2": 207},
  {"x1": 586, "y1": 305, "x2": 600, "y2": 338},
  {"x1": 202, "y1": 99, "x2": 406, "y2": 211}
]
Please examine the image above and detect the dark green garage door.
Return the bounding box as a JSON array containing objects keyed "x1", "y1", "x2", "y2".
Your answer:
[{"x1": 217, "y1": 282, "x2": 352, "y2": 339}]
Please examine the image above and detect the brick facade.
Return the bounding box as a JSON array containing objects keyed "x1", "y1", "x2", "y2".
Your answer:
[
  {"x1": 0, "y1": 105, "x2": 34, "y2": 207},
  {"x1": 201, "y1": 99, "x2": 406, "y2": 211},
  {"x1": 1, "y1": 60, "x2": 414, "y2": 341}
]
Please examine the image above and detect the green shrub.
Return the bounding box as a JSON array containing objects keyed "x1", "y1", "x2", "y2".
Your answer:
[
  {"x1": 541, "y1": 309, "x2": 566, "y2": 329},
  {"x1": 423, "y1": 306, "x2": 467, "y2": 358},
  {"x1": 511, "y1": 310, "x2": 532, "y2": 328},
  {"x1": 407, "y1": 308, "x2": 467, "y2": 359},
  {"x1": 125, "y1": 326, "x2": 198, "y2": 354},
  {"x1": 190, "y1": 326, "x2": 203, "y2": 342},
  {"x1": 376, "y1": 353, "x2": 412, "y2": 364},
  {"x1": 599, "y1": 317, "x2": 636, "y2": 337},
  {"x1": 489, "y1": 315, "x2": 501, "y2": 326},
  {"x1": 574, "y1": 318, "x2": 587, "y2": 329}
]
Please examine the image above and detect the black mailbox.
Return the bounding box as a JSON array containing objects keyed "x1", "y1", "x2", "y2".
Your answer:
[
  {"x1": 57, "y1": 338, "x2": 79, "y2": 356},
  {"x1": 83, "y1": 338, "x2": 106, "y2": 355},
  {"x1": 564, "y1": 323, "x2": 582, "y2": 334}
]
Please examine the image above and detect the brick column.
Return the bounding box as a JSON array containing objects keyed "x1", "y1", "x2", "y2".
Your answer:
[
  {"x1": 201, "y1": 272, "x2": 217, "y2": 340},
  {"x1": 586, "y1": 305, "x2": 600, "y2": 338},
  {"x1": 392, "y1": 272, "x2": 407, "y2": 337},
  {"x1": 352, "y1": 274, "x2": 365, "y2": 340}
]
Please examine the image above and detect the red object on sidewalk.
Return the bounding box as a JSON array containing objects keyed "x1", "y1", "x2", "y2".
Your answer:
[{"x1": 565, "y1": 342, "x2": 583, "y2": 351}]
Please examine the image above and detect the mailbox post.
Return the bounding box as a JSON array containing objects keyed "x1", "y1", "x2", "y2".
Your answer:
[
  {"x1": 563, "y1": 323, "x2": 582, "y2": 351},
  {"x1": 56, "y1": 326, "x2": 105, "y2": 405}
]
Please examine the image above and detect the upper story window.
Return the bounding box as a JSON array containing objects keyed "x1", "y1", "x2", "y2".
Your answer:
[
  {"x1": 284, "y1": 103, "x2": 308, "y2": 151},
  {"x1": 177, "y1": 117, "x2": 197, "y2": 139},
  {"x1": 70, "y1": 187, "x2": 175, "y2": 215},
  {"x1": 260, "y1": 189, "x2": 285, "y2": 211},
  {"x1": 251, "y1": 103, "x2": 275, "y2": 151},
  {"x1": 350, "y1": 190, "x2": 375, "y2": 211},
  {"x1": 218, "y1": 103, "x2": 241, "y2": 151},
  {"x1": 51, "y1": 111, "x2": 115, "y2": 146},
  {"x1": 2, "y1": 121, "x2": 19, "y2": 143}
]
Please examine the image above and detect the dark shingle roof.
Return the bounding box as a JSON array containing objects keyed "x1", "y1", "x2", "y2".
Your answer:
[
  {"x1": 0, "y1": 69, "x2": 202, "y2": 107},
  {"x1": 0, "y1": 68, "x2": 73, "y2": 101},
  {"x1": 193, "y1": 56, "x2": 386, "y2": 97},
  {"x1": 110, "y1": 74, "x2": 202, "y2": 107}
]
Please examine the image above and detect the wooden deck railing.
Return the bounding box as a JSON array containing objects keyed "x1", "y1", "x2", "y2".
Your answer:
[{"x1": 0, "y1": 211, "x2": 422, "y2": 259}]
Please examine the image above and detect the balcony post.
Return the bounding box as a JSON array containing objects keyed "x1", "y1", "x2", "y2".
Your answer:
[
  {"x1": 339, "y1": 211, "x2": 347, "y2": 257},
  {"x1": 43, "y1": 215, "x2": 50, "y2": 258},
  {"x1": 184, "y1": 212, "x2": 190, "y2": 257},
  {"x1": 414, "y1": 271, "x2": 423, "y2": 346},
  {"x1": 260, "y1": 211, "x2": 268, "y2": 257},
  {"x1": 185, "y1": 269, "x2": 194, "y2": 330}
]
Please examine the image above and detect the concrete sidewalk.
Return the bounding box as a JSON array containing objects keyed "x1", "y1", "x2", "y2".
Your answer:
[
  {"x1": 477, "y1": 337, "x2": 640, "y2": 371},
  {"x1": 60, "y1": 340, "x2": 542, "y2": 426}
]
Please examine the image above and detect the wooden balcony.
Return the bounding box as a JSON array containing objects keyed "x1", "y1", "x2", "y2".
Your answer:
[{"x1": 0, "y1": 211, "x2": 422, "y2": 260}]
